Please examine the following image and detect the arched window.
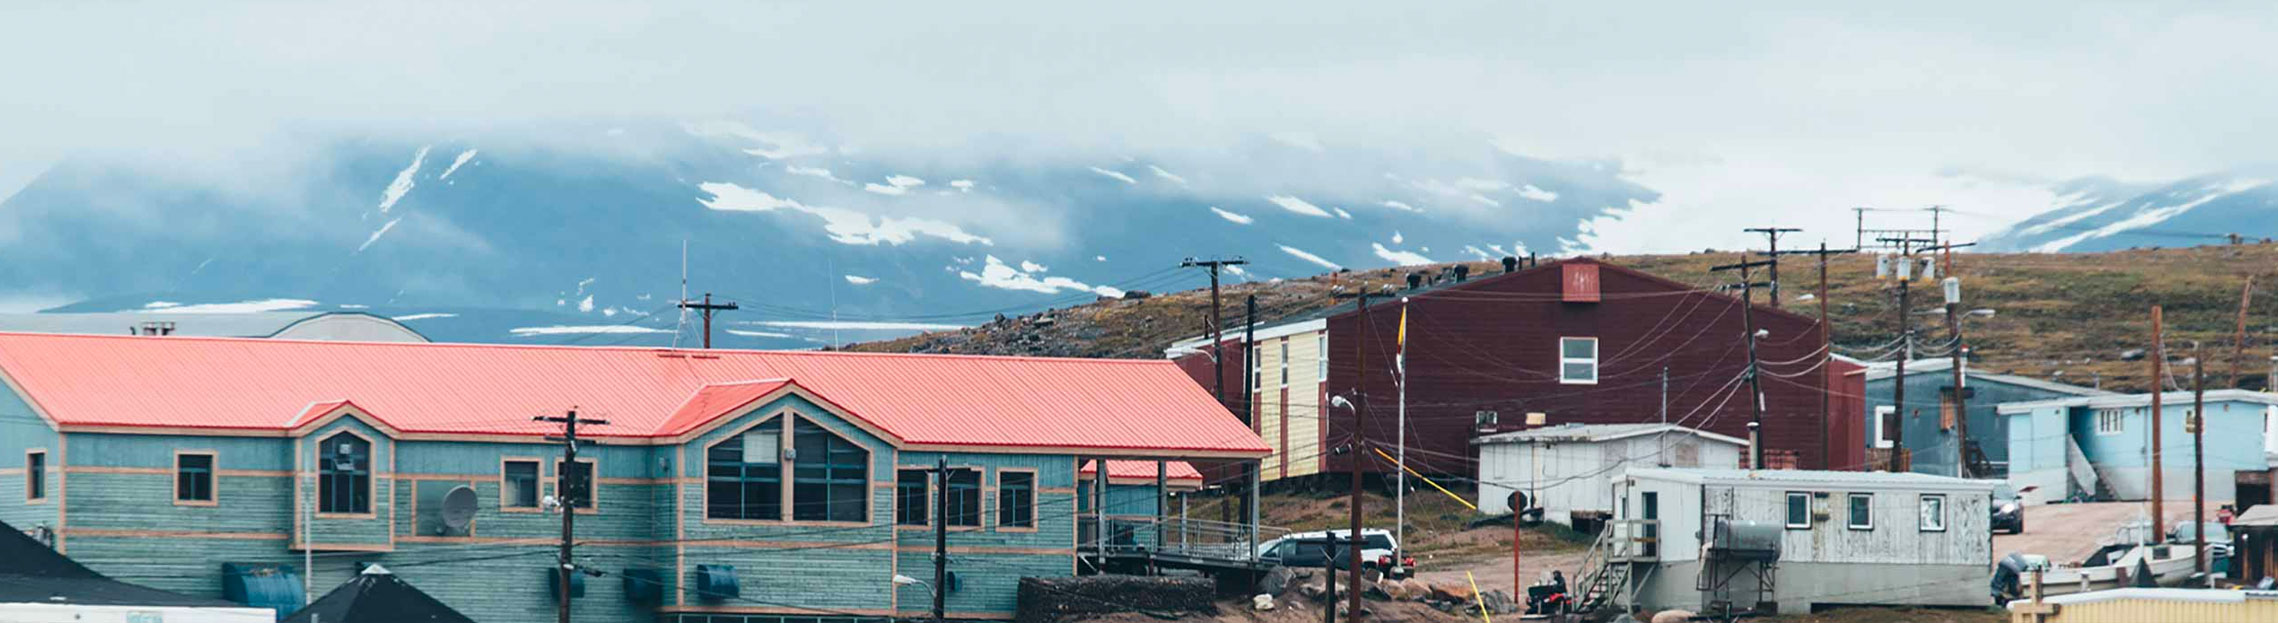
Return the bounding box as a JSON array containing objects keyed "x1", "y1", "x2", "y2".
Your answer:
[
  {"x1": 707, "y1": 418, "x2": 782, "y2": 520},
  {"x1": 318, "y1": 433, "x2": 371, "y2": 514},
  {"x1": 792, "y1": 419, "x2": 869, "y2": 522}
]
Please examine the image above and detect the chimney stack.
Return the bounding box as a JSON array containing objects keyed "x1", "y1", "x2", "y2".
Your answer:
[
  {"x1": 1406, "y1": 272, "x2": 1424, "y2": 290},
  {"x1": 1454, "y1": 265, "x2": 1471, "y2": 282},
  {"x1": 1501, "y1": 256, "x2": 1518, "y2": 273}
]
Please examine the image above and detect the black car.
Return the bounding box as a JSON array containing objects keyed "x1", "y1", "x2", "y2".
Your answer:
[{"x1": 1990, "y1": 484, "x2": 2025, "y2": 534}]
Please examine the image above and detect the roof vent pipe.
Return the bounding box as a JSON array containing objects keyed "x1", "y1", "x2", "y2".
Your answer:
[
  {"x1": 1501, "y1": 257, "x2": 1518, "y2": 273},
  {"x1": 1406, "y1": 273, "x2": 1424, "y2": 290},
  {"x1": 1454, "y1": 265, "x2": 1471, "y2": 282}
]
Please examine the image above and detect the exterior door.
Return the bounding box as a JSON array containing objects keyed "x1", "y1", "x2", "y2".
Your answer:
[{"x1": 1641, "y1": 491, "x2": 1660, "y2": 557}]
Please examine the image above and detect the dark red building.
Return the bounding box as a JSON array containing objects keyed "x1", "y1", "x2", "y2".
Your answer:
[{"x1": 1322, "y1": 258, "x2": 1865, "y2": 475}]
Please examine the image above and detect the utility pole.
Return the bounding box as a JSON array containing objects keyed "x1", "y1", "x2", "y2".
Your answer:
[
  {"x1": 1775, "y1": 243, "x2": 1855, "y2": 468},
  {"x1": 1658, "y1": 365, "x2": 1670, "y2": 467},
  {"x1": 2192, "y1": 345, "x2": 2207, "y2": 578},
  {"x1": 1243, "y1": 295, "x2": 1260, "y2": 545},
  {"x1": 1923, "y1": 242, "x2": 1978, "y2": 478},
  {"x1": 1711, "y1": 256, "x2": 1775, "y2": 468},
  {"x1": 1854, "y1": 207, "x2": 1868, "y2": 250},
  {"x1": 2151, "y1": 305, "x2": 2166, "y2": 526},
  {"x1": 1183, "y1": 257, "x2": 1246, "y2": 531},
  {"x1": 1327, "y1": 290, "x2": 1371, "y2": 623},
  {"x1": 2234, "y1": 278, "x2": 2256, "y2": 389},
  {"x1": 933, "y1": 457, "x2": 951, "y2": 623},
  {"x1": 677, "y1": 293, "x2": 739, "y2": 349},
  {"x1": 536, "y1": 408, "x2": 607, "y2": 623},
  {"x1": 1744, "y1": 227, "x2": 1801, "y2": 308},
  {"x1": 1877, "y1": 236, "x2": 1939, "y2": 472}
]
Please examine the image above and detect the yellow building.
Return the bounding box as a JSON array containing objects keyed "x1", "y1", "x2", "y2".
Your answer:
[
  {"x1": 1166, "y1": 318, "x2": 1328, "y2": 482},
  {"x1": 2008, "y1": 587, "x2": 2278, "y2": 623}
]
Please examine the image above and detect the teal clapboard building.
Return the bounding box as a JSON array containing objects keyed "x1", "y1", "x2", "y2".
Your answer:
[
  {"x1": 0, "y1": 333, "x2": 1263, "y2": 623},
  {"x1": 1999, "y1": 389, "x2": 2278, "y2": 505},
  {"x1": 1855, "y1": 358, "x2": 2108, "y2": 477}
]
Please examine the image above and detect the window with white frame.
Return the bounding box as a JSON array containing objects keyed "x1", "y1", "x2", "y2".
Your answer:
[
  {"x1": 1279, "y1": 339, "x2": 1290, "y2": 387},
  {"x1": 1559, "y1": 337, "x2": 1598, "y2": 384},
  {"x1": 1918, "y1": 494, "x2": 1946, "y2": 532},
  {"x1": 2094, "y1": 408, "x2": 2125, "y2": 435},
  {"x1": 1784, "y1": 492, "x2": 1810, "y2": 529},
  {"x1": 1317, "y1": 334, "x2": 1327, "y2": 379},
  {"x1": 1872, "y1": 406, "x2": 1896, "y2": 448},
  {"x1": 1846, "y1": 493, "x2": 1873, "y2": 530}
]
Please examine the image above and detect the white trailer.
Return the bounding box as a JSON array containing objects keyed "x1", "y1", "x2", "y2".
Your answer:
[{"x1": 1474, "y1": 423, "x2": 1746, "y2": 523}]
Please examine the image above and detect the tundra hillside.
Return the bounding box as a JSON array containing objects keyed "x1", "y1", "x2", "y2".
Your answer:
[{"x1": 848, "y1": 244, "x2": 2278, "y2": 393}]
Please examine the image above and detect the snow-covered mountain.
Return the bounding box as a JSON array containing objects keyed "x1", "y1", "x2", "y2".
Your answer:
[
  {"x1": 1978, "y1": 173, "x2": 2276, "y2": 252},
  {"x1": 0, "y1": 123, "x2": 1656, "y2": 348}
]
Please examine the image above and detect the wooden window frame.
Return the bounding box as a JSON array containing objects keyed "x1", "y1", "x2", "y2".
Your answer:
[
  {"x1": 703, "y1": 415, "x2": 787, "y2": 525},
  {"x1": 1918, "y1": 494, "x2": 1947, "y2": 532},
  {"x1": 1558, "y1": 337, "x2": 1599, "y2": 385},
  {"x1": 996, "y1": 468, "x2": 1039, "y2": 532},
  {"x1": 1316, "y1": 333, "x2": 1327, "y2": 379},
  {"x1": 1278, "y1": 339, "x2": 1290, "y2": 388},
  {"x1": 315, "y1": 430, "x2": 377, "y2": 518},
  {"x1": 787, "y1": 414, "x2": 872, "y2": 525},
  {"x1": 174, "y1": 450, "x2": 219, "y2": 507},
  {"x1": 553, "y1": 456, "x2": 600, "y2": 515},
  {"x1": 1872, "y1": 406, "x2": 1896, "y2": 449},
  {"x1": 499, "y1": 457, "x2": 543, "y2": 512},
  {"x1": 2094, "y1": 408, "x2": 2126, "y2": 436},
  {"x1": 894, "y1": 467, "x2": 932, "y2": 528},
  {"x1": 1783, "y1": 492, "x2": 1810, "y2": 530},
  {"x1": 24, "y1": 449, "x2": 46, "y2": 504},
  {"x1": 1846, "y1": 493, "x2": 1874, "y2": 531},
  {"x1": 943, "y1": 466, "x2": 985, "y2": 530}
]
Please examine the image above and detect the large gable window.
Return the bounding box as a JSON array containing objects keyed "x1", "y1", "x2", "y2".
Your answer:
[
  {"x1": 792, "y1": 419, "x2": 869, "y2": 522},
  {"x1": 1559, "y1": 337, "x2": 1598, "y2": 384},
  {"x1": 318, "y1": 433, "x2": 371, "y2": 514},
  {"x1": 707, "y1": 419, "x2": 783, "y2": 520}
]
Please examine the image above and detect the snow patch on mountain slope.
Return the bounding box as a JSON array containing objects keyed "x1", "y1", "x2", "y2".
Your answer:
[
  {"x1": 439, "y1": 149, "x2": 478, "y2": 180},
  {"x1": 754, "y1": 320, "x2": 964, "y2": 331},
  {"x1": 1211, "y1": 207, "x2": 1254, "y2": 224},
  {"x1": 1148, "y1": 165, "x2": 1188, "y2": 187},
  {"x1": 1089, "y1": 167, "x2": 1138, "y2": 185},
  {"x1": 1371, "y1": 243, "x2": 1431, "y2": 266},
  {"x1": 510, "y1": 325, "x2": 669, "y2": 336},
  {"x1": 149, "y1": 298, "x2": 321, "y2": 314},
  {"x1": 863, "y1": 175, "x2": 926, "y2": 196},
  {"x1": 1278, "y1": 244, "x2": 1341, "y2": 270},
  {"x1": 2032, "y1": 179, "x2": 2270, "y2": 252},
  {"x1": 957, "y1": 255, "x2": 1121, "y2": 297},
  {"x1": 697, "y1": 182, "x2": 992, "y2": 246},
  {"x1": 1380, "y1": 200, "x2": 1421, "y2": 213},
  {"x1": 1267, "y1": 195, "x2": 1332, "y2": 218},
  {"x1": 378, "y1": 146, "x2": 430, "y2": 213},
  {"x1": 356, "y1": 217, "x2": 403, "y2": 253},
  {"x1": 1517, "y1": 184, "x2": 1558, "y2": 202},
  {"x1": 787, "y1": 166, "x2": 855, "y2": 186},
  {"x1": 843, "y1": 275, "x2": 877, "y2": 285}
]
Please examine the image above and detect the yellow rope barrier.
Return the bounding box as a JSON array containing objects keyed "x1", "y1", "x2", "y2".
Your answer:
[{"x1": 1372, "y1": 447, "x2": 1475, "y2": 511}]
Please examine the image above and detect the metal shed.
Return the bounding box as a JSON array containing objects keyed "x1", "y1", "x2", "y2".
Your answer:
[{"x1": 1473, "y1": 423, "x2": 1746, "y2": 523}]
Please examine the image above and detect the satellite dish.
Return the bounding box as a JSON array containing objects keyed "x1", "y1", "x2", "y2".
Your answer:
[{"x1": 439, "y1": 485, "x2": 478, "y2": 536}]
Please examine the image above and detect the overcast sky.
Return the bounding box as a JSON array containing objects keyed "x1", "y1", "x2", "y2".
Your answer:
[{"x1": 4, "y1": 1, "x2": 2274, "y2": 252}]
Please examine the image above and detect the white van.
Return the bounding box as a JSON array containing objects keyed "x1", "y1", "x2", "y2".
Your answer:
[{"x1": 1255, "y1": 528, "x2": 1413, "y2": 578}]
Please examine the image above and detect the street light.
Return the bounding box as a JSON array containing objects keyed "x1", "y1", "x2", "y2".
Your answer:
[{"x1": 892, "y1": 574, "x2": 936, "y2": 602}]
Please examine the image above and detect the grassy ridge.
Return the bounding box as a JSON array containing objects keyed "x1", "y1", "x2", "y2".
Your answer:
[{"x1": 850, "y1": 244, "x2": 2278, "y2": 393}]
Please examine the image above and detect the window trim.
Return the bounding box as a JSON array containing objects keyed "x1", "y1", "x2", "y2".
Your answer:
[
  {"x1": 552, "y1": 456, "x2": 600, "y2": 515},
  {"x1": 2094, "y1": 408, "x2": 2126, "y2": 436},
  {"x1": 895, "y1": 467, "x2": 933, "y2": 528},
  {"x1": 174, "y1": 450, "x2": 218, "y2": 507},
  {"x1": 942, "y1": 465, "x2": 986, "y2": 530},
  {"x1": 703, "y1": 415, "x2": 788, "y2": 524},
  {"x1": 1278, "y1": 339, "x2": 1290, "y2": 387},
  {"x1": 1918, "y1": 494, "x2": 1947, "y2": 532},
  {"x1": 1316, "y1": 333, "x2": 1327, "y2": 380},
  {"x1": 1872, "y1": 406, "x2": 1896, "y2": 449},
  {"x1": 24, "y1": 449, "x2": 46, "y2": 504},
  {"x1": 787, "y1": 414, "x2": 873, "y2": 525},
  {"x1": 1783, "y1": 491, "x2": 1810, "y2": 530},
  {"x1": 315, "y1": 430, "x2": 377, "y2": 518},
  {"x1": 1846, "y1": 493, "x2": 1874, "y2": 531},
  {"x1": 995, "y1": 468, "x2": 1039, "y2": 532},
  {"x1": 499, "y1": 457, "x2": 544, "y2": 512},
  {"x1": 1558, "y1": 337, "x2": 1599, "y2": 385}
]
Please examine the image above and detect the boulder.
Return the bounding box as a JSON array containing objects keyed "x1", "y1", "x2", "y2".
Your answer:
[
  {"x1": 1650, "y1": 610, "x2": 1697, "y2": 623},
  {"x1": 1252, "y1": 594, "x2": 1276, "y2": 611},
  {"x1": 1430, "y1": 582, "x2": 1477, "y2": 602}
]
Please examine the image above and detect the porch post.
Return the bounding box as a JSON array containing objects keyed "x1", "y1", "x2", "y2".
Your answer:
[
  {"x1": 1155, "y1": 460, "x2": 1168, "y2": 555},
  {"x1": 1246, "y1": 459, "x2": 1262, "y2": 558},
  {"x1": 1094, "y1": 458, "x2": 1109, "y2": 556}
]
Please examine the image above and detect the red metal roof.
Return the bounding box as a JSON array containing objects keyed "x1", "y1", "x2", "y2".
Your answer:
[
  {"x1": 1080, "y1": 460, "x2": 1204, "y2": 482},
  {"x1": 0, "y1": 333, "x2": 1268, "y2": 457}
]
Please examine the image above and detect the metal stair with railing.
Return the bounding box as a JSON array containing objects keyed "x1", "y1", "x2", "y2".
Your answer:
[{"x1": 1568, "y1": 519, "x2": 1656, "y2": 614}]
